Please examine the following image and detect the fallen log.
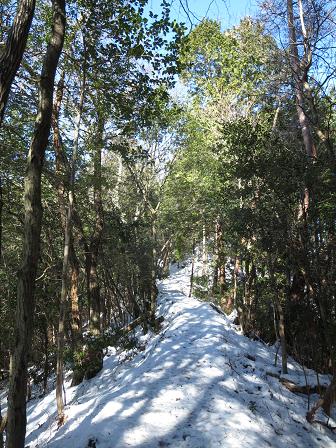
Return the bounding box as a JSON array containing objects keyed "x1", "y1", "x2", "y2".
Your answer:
[
  {"x1": 280, "y1": 379, "x2": 327, "y2": 396},
  {"x1": 266, "y1": 371, "x2": 280, "y2": 379},
  {"x1": 120, "y1": 316, "x2": 143, "y2": 335},
  {"x1": 209, "y1": 303, "x2": 226, "y2": 316},
  {"x1": 265, "y1": 372, "x2": 328, "y2": 397}
]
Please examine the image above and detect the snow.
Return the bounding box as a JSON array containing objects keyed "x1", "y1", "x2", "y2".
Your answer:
[{"x1": 2, "y1": 261, "x2": 336, "y2": 447}]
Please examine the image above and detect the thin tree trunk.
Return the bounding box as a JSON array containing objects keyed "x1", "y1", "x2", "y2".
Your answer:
[
  {"x1": 0, "y1": 0, "x2": 36, "y2": 126},
  {"x1": 189, "y1": 239, "x2": 195, "y2": 297},
  {"x1": 55, "y1": 55, "x2": 85, "y2": 418},
  {"x1": 89, "y1": 116, "x2": 104, "y2": 336},
  {"x1": 212, "y1": 220, "x2": 220, "y2": 292},
  {"x1": 287, "y1": 0, "x2": 316, "y2": 162},
  {"x1": 89, "y1": 251, "x2": 101, "y2": 335},
  {"x1": 233, "y1": 256, "x2": 240, "y2": 309},
  {"x1": 150, "y1": 219, "x2": 158, "y2": 324},
  {"x1": 69, "y1": 242, "x2": 80, "y2": 345},
  {"x1": 269, "y1": 257, "x2": 288, "y2": 374},
  {"x1": 6, "y1": 1, "x2": 65, "y2": 446},
  {"x1": 202, "y1": 224, "x2": 207, "y2": 276},
  {"x1": 287, "y1": 0, "x2": 316, "y2": 220},
  {"x1": 219, "y1": 265, "x2": 226, "y2": 296},
  {"x1": 56, "y1": 198, "x2": 72, "y2": 423},
  {"x1": 42, "y1": 320, "x2": 49, "y2": 395}
]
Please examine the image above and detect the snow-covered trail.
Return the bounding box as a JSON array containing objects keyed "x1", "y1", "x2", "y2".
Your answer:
[{"x1": 23, "y1": 263, "x2": 335, "y2": 447}]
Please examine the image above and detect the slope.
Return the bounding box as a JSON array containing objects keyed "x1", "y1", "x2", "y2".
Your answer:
[{"x1": 18, "y1": 263, "x2": 336, "y2": 447}]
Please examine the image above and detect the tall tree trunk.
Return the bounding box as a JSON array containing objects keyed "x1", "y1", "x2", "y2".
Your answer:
[
  {"x1": 287, "y1": 0, "x2": 316, "y2": 162},
  {"x1": 69, "y1": 242, "x2": 80, "y2": 345},
  {"x1": 6, "y1": 2, "x2": 65, "y2": 447},
  {"x1": 287, "y1": 0, "x2": 316, "y2": 220},
  {"x1": 56, "y1": 198, "x2": 72, "y2": 423},
  {"x1": 89, "y1": 116, "x2": 104, "y2": 336},
  {"x1": 54, "y1": 56, "x2": 86, "y2": 398},
  {"x1": 0, "y1": 0, "x2": 36, "y2": 126}
]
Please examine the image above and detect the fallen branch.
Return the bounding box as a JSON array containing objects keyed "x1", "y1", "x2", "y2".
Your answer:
[
  {"x1": 120, "y1": 316, "x2": 143, "y2": 335},
  {"x1": 280, "y1": 379, "x2": 327, "y2": 396},
  {"x1": 209, "y1": 302, "x2": 226, "y2": 316},
  {"x1": 266, "y1": 371, "x2": 280, "y2": 379},
  {"x1": 265, "y1": 371, "x2": 328, "y2": 397}
]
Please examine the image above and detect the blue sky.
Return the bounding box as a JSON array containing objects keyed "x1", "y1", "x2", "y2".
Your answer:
[{"x1": 148, "y1": 0, "x2": 258, "y2": 30}]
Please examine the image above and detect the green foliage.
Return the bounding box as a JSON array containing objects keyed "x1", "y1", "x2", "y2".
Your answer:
[{"x1": 159, "y1": 13, "x2": 336, "y2": 373}]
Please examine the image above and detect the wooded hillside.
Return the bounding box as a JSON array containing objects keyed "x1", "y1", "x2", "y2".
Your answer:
[{"x1": 0, "y1": 1, "x2": 335, "y2": 446}]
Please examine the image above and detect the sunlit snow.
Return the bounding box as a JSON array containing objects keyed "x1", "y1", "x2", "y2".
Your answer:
[{"x1": 2, "y1": 261, "x2": 335, "y2": 447}]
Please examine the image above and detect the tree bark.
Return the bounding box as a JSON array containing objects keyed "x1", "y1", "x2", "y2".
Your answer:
[
  {"x1": 6, "y1": 1, "x2": 65, "y2": 446},
  {"x1": 69, "y1": 244, "x2": 80, "y2": 345},
  {"x1": 269, "y1": 257, "x2": 288, "y2": 375},
  {"x1": 150, "y1": 219, "x2": 158, "y2": 323},
  {"x1": 56, "y1": 197, "x2": 72, "y2": 422},
  {"x1": 88, "y1": 116, "x2": 104, "y2": 336},
  {"x1": 0, "y1": 0, "x2": 36, "y2": 126},
  {"x1": 212, "y1": 220, "x2": 220, "y2": 292},
  {"x1": 233, "y1": 256, "x2": 240, "y2": 309},
  {"x1": 53, "y1": 57, "x2": 85, "y2": 402},
  {"x1": 287, "y1": 0, "x2": 316, "y2": 162}
]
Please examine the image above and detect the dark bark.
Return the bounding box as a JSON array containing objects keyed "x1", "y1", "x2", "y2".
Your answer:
[
  {"x1": 233, "y1": 256, "x2": 240, "y2": 310},
  {"x1": 52, "y1": 76, "x2": 83, "y2": 349},
  {"x1": 287, "y1": 0, "x2": 317, "y2": 162},
  {"x1": 89, "y1": 250, "x2": 101, "y2": 335},
  {"x1": 6, "y1": 1, "x2": 65, "y2": 446},
  {"x1": 69, "y1": 243, "x2": 81, "y2": 345},
  {"x1": 0, "y1": 0, "x2": 36, "y2": 126},
  {"x1": 56, "y1": 195, "x2": 72, "y2": 422},
  {"x1": 88, "y1": 117, "x2": 104, "y2": 336},
  {"x1": 150, "y1": 220, "x2": 158, "y2": 323},
  {"x1": 269, "y1": 258, "x2": 288, "y2": 375},
  {"x1": 42, "y1": 320, "x2": 49, "y2": 395}
]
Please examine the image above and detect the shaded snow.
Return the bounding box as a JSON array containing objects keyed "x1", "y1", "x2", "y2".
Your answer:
[{"x1": 4, "y1": 262, "x2": 336, "y2": 447}]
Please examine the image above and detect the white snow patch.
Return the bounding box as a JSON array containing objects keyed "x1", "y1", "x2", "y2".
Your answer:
[{"x1": 1, "y1": 261, "x2": 335, "y2": 447}]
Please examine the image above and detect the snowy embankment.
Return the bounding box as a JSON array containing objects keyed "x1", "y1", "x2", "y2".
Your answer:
[{"x1": 18, "y1": 263, "x2": 336, "y2": 447}]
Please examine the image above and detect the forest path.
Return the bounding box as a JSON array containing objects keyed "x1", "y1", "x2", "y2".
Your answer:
[{"x1": 25, "y1": 262, "x2": 335, "y2": 447}]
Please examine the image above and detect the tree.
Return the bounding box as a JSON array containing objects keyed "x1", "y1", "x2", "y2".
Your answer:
[
  {"x1": 7, "y1": 0, "x2": 65, "y2": 445},
  {"x1": 0, "y1": 0, "x2": 36, "y2": 126}
]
